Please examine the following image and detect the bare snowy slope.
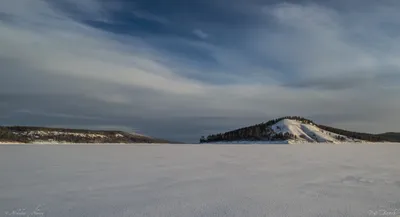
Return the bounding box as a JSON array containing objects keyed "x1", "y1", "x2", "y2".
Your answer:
[{"x1": 270, "y1": 119, "x2": 359, "y2": 143}]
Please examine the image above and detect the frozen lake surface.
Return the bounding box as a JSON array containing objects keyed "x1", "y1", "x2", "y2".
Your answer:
[{"x1": 1, "y1": 144, "x2": 400, "y2": 217}]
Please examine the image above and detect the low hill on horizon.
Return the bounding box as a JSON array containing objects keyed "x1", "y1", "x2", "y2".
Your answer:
[{"x1": 0, "y1": 126, "x2": 173, "y2": 144}]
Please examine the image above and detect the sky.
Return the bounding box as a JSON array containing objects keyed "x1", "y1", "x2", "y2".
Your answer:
[{"x1": 1, "y1": 0, "x2": 400, "y2": 142}]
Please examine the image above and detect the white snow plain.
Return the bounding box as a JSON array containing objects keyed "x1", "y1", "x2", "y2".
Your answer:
[{"x1": 1, "y1": 143, "x2": 400, "y2": 217}]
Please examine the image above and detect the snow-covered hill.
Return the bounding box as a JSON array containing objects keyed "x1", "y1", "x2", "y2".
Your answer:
[
  {"x1": 202, "y1": 117, "x2": 371, "y2": 144},
  {"x1": 270, "y1": 119, "x2": 362, "y2": 144}
]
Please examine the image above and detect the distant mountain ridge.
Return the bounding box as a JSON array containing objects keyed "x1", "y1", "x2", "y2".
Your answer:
[
  {"x1": 200, "y1": 116, "x2": 400, "y2": 143},
  {"x1": 0, "y1": 126, "x2": 172, "y2": 144}
]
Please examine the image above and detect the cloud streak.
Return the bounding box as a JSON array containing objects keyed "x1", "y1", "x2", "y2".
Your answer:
[
  {"x1": 193, "y1": 29, "x2": 209, "y2": 39},
  {"x1": 131, "y1": 10, "x2": 171, "y2": 25}
]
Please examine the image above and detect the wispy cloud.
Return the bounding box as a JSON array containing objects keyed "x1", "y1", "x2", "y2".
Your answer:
[
  {"x1": 131, "y1": 10, "x2": 171, "y2": 25},
  {"x1": 193, "y1": 29, "x2": 209, "y2": 39}
]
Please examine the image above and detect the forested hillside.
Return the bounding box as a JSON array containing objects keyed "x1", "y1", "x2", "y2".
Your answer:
[{"x1": 0, "y1": 126, "x2": 172, "y2": 143}]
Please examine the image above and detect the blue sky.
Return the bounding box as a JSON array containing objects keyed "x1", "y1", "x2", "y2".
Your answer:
[{"x1": 1, "y1": 0, "x2": 400, "y2": 142}]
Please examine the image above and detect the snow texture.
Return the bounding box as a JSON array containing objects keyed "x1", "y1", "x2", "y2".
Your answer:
[{"x1": 1, "y1": 143, "x2": 400, "y2": 217}]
